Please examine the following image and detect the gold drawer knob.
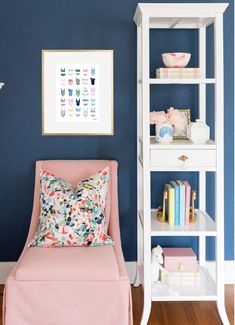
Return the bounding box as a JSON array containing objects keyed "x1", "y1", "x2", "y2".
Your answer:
[{"x1": 178, "y1": 155, "x2": 189, "y2": 162}]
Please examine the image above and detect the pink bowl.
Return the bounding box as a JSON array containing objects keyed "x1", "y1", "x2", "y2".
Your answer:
[{"x1": 161, "y1": 52, "x2": 191, "y2": 68}]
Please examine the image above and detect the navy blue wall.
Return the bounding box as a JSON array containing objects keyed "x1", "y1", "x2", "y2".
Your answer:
[{"x1": 0, "y1": 0, "x2": 233, "y2": 261}]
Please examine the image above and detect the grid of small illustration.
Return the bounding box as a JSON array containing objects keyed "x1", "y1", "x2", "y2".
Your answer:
[{"x1": 56, "y1": 64, "x2": 99, "y2": 122}]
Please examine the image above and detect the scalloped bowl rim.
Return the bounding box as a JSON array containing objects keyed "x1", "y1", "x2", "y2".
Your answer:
[{"x1": 161, "y1": 52, "x2": 191, "y2": 56}]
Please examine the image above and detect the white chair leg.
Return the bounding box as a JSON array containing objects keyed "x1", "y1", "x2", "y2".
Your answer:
[
  {"x1": 140, "y1": 298, "x2": 151, "y2": 325},
  {"x1": 217, "y1": 301, "x2": 230, "y2": 325}
]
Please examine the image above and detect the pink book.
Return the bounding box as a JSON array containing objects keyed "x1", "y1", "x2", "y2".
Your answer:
[{"x1": 184, "y1": 181, "x2": 191, "y2": 224}]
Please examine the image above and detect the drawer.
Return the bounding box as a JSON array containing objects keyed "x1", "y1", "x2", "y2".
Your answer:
[{"x1": 150, "y1": 149, "x2": 216, "y2": 168}]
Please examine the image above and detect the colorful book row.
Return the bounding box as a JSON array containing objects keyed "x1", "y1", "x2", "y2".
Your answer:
[{"x1": 165, "y1": 180, "x2": 191, "y2": 226}]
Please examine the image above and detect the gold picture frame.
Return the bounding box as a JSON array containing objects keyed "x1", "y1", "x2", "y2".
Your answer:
[
  {"x1": 173, "y1": 109, "x2": 191, "y2": 140},
  {"x1": 42, "y1": 50, "x2": 114, "y2": 136}
]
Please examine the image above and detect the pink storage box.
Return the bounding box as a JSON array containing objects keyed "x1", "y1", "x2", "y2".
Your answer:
[{"x1": 163, "y1": 248, "x2": 197, "y2": 272}]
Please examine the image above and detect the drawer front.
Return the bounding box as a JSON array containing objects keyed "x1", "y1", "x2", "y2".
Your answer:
[{"x1": 150, "y1": 149, "x2": 216, "y2": 168}]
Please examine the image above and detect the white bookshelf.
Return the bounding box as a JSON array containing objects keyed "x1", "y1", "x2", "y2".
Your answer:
[{"x1": 134, "y1": 3, "x2": 229, "y2": 325}]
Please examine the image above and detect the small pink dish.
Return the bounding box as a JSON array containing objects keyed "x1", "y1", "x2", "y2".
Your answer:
[{"x1": 161, "y1": 52, "x2": 191, "y2": 68}]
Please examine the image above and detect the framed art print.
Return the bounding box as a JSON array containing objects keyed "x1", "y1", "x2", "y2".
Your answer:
[
  {"x1": 42, "y1": 50, "x2": 113, "y2": 135},
  {"x1": 173, "y1": 109, "x2": 191, "y2": 139}
]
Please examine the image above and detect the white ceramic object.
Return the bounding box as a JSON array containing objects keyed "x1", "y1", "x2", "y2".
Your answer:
[
  {"x1": 189, "y1": 119, "x2": 210, "y2": 144},
  {"x1": 155, "y1": 123, "x2": 173, "y2": 144},
  {"x1": 161, "y1": 52, "x2": 191, "y2": 68}
]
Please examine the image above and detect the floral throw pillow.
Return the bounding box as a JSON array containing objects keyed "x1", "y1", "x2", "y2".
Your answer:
[{"x1": 29, "y1": 167, "x2": 114, "y2": 247}]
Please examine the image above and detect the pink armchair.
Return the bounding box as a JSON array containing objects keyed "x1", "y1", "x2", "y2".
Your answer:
[{"x1": 3, "y1": 160, "x2": 133, "y2": 325}]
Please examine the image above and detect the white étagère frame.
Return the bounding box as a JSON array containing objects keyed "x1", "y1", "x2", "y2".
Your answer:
[
  {"x1": 133, "y1": 3, "x2": 229, "y2": 325},
  {"x1": 42, "y1": 50, "x2": 114, "y2": 135}
]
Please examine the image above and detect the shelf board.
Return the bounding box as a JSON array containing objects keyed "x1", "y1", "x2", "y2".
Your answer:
[
  {"x1": 138, "y1": 209, "x2": 216, "y2": 236},
  {"x1": 0, "y1": 82, "x2": 4, "y2": 90},
  {"x1": 150, "y1": 78, "x2": 215, "y2": 84},
  {"x1": 138, "y1": 156, "x2": 216, "y2": 172},
  {"x1": 138, "y1": 264, "x2": 216, "y2": 301},
  {"x1": 149, "y1": 17, "x2": 214, "y2": 29},
  {"x1": 151, "y1": 209, "x2": 216, "y2": 236},
  {"x1": 151, "y1": 266, "x2": 217, "y2": 301},
  {"x1": 150, "y1": 166, "x2": 216, "y2": 172},
  {"x1": 140, "y1": 137, "x2": 216, "y2": 150}
]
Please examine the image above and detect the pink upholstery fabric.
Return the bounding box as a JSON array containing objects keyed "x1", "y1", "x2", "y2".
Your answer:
[
  {"x1": 3, "y1": 160, "x2": 133, "y2": 325},
  {"x1": 15, "y1": 246, "x2": 119, "y2": 281}
]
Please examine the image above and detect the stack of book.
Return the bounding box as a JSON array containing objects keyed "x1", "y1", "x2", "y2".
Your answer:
[
  {"x1": 156, "y1": 68, "x2": 201, "y2": 79},
  {"x1": 161, "y1": 248, "x2": 201, "y2": 284},
  {"x1": 165, "y1": 180, "x2": 191, "y2": 226},
  {"x1": 161, "y1": 267, "x2": 201, "y2": 284}
]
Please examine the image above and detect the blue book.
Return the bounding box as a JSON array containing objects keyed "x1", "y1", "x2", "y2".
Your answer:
[
  {"x1": 177, "y1": 180, "x2": 186, "y2": 226},
  {"x1": 169, "y1": 181, "x2": 180, "y2": 225}
]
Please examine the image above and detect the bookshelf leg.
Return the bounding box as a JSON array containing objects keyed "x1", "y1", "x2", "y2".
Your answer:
[
  {"x1": 140, "y1": 297, "x2": 151, "y2": 325},
  {"x1": 133, "y1": 265, "x2": 141, "y2": 287},
  {"x1": 134, "y1": 213, "x2": 142, "y2": 287},
  {"x1": 217, "y1": 301, "x2": 230, "y2": 325}
]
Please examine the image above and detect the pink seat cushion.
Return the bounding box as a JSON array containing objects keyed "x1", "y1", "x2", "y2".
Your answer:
[{"x1": 15, "y1": 246, "x2": 119, "y2": 281}]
